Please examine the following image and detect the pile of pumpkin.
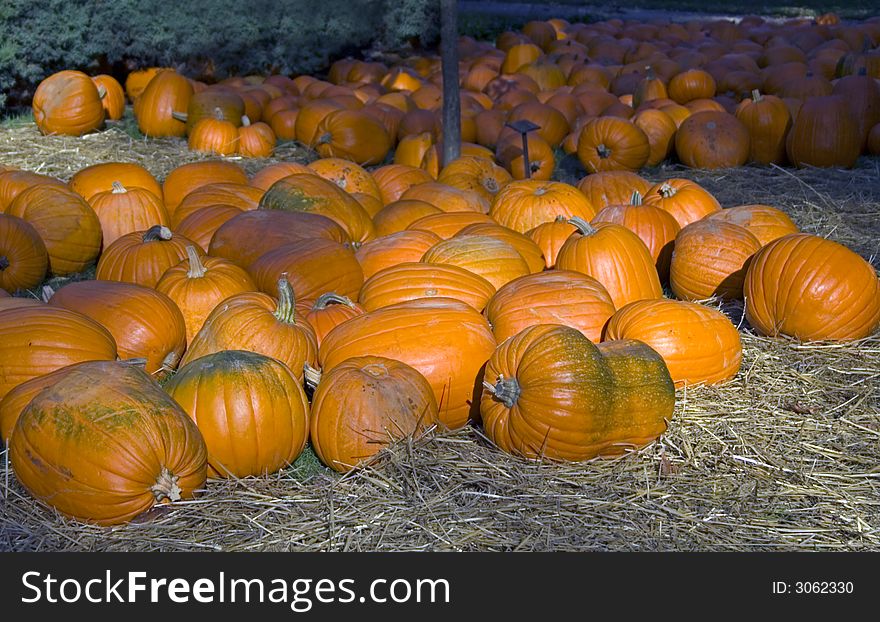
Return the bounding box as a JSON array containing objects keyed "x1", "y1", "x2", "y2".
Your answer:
[
  {"x1": 1, "y1": 150, "x2": 879, "y2": 526},
  {"x1": 32, "y1": 13, "x2": 880, "y2": 172}
]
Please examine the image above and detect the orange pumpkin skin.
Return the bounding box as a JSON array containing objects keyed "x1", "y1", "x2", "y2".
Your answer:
[
  {"x1": 576, "y1": 170, "x2": 651, "y2": 211},
  {"x1": 89, "y1": 183, "x2": 170, "y2": 248},
  {"x1": 371, "y1": 164, "x2": 434, "y2": 205},
  {"x1": 706, "y1": 205, "x2": 798, "y2": 247},
  {"x1": 32, "y1": 70, "x2": 105, "y2": 136},
  {"x1": 0, "y1": 214, "x2": 48, "y2": 293},
  {"x1": 421, "y1": 234, "x2": 530, "y2": 291},
  {"x1": 0, "y1": 362, "x2": 87, "y2": 442},
  {"x1": 355, "y1": 230, "x2": 443, "y2": 279},
  {"x1": 0, "y1": 170, "x2": 68, "y2": 211},
  {"x1": 604, "y1": 299, "x2": 742, "y2": 387},
  {"x1": 577, "y1": 116, "x2": 650, "y2": 173},
  {"x1": 136, "y1": 70, "x2": 193, "y2": 137},
  {"x1": 670, "y1": 220, "x2": 762, "y2": 301},
  {"x1": 372, "y1": 200, "x2": 442, "y2": 236},
  {"x1": 180, "y1": 276, "x2": 317, "y2": 379},
  {"x1": 406, "y1": 211, "x2": 495, "y2": 239},
  {"x1": 632, "y1": 108, "x2": 677, "y2": 166},
  {"x1": 308, "y1": 158, "x2": 382, "y2": 202},
  {"x1": 310, "y1": 356, "x2": 439, "y2": 473},
  {"x1": 125, "y1": 67, "x2": 168, "y2": 101},
  {"x1": 69, "y1": 162, "x2": 162, "y2": 203},
  {"x1": 490, "y1": 180, "x2": 596, "y2": 233},
  {"x1": 456, "y1": 222, "x2": 546, "y2": 274},
  {"x1": 359, "y1": 261, "x2": 496, "y2": 312},
  {"x1": 556, "y1": 220, "x2": 663, "y2": 308},
  {"x1": 171, "y1": 183, "x2": 263, "y2": 228},
  {"x1": 6, "y1": 185, "x2": 102, "y2": 276},
  {"x1": 735, "y1": 90, "x2": 792, "y2": 165},
  {"x1": 785, "y1": 95, "x2": 861, "y2": 168},
  {"x1": 319, "y1": 297, "x2": 496, "y2": 429},
  {"x1": 10, "y1": 361, "x2": 207, "y2": 525},
  {"x1": 400, "y1": 182, "x2": 490, "y2": 215},
  {"x1": 526, "y1": 216, "x2": 577, "y2": 269},
  {"x1": 238, "y1": 119, "x2": 276, "y2": 158},
  {"x1": 188, "y1": 117, "x2": 239, "y2": 156},
  {"x1": 164, "y1": 350, "x2": 308, "y2": 478},
  {"x1": 92, "y1": 74, "x2": 126, "y2": 120},
  {"x1": 96, "y1": 226, "x2": 204, "y2": 289},
  {"x1": 437, "y1": 156, "x2": 513, "y2": 203},
  {"x1": 641, "y1": 178, "x2": 721, "y2": 228},
  {"x1": 675, "y1": 110, "x2": 750, "y2": 170},
  {"x1": 250, "y1": 162, "x2": 314, "y2": 192},
  {"x1": 744, "y1": 233, "x2": 880, "y2": 341},
  {"x1": 314, "y1": 109, "x2": 392, "y2": 165},
  {"x1": 156, "y1": 247, "x2": 257, "y2": 344},
  {"x1": 175, "y1": 204, "x2": 243, "y2": 251},
  {"x1": 667, "y1": 69, "x2": 716, "y2": 104},
  {"x1": 486, "y1": 270, "x2": 616, "y2": 343},
  {"x1": 304, "y1": 293, "x2": 366, "y2": 347},
  {"x1": 47, "y1": 280, "x2": 186, "y2": 376},
  {"x1": 162, "y1": 161, "x2": 248, "y2": 215},
  {"x1": 0, "y1": 305, "x2": 118, "y2": 401},
  {"x1": 481, "y1": 325, "x2": 675, "y2": 462}
]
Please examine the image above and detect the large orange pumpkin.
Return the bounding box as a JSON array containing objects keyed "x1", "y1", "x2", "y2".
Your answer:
[
  {"x1": 735, "y1": 90, "x2": 792, "y2": 165},
  {"x1": 32, "y1": 70, "x2": 105, "y2": 136},
  {"x1": 136, "y1": 70, "x2": 193, "y2": 137},
  {"x1": 313, "y1": 109, "x2": 392, "y2": 165},
  {"x1": 785, "y1": 95, "x2": 861, "y2": 168},
  {"x1": 576, "y1": 170, "x2": 651, "y2": 210},
  {"x1": 359, "y1": 261, "x2": 496, "y2": 312},
  {"x1": 706, "y1": 204, "x2": 799, "y2": 246},
  {"x1": 162, "y1": 161, "x2": 249, "y2": 215},
  {"x1": 490, "y1": 180, "x2": 596, "y2": 233},
  {"x1": 371, "y1": 164, "x2": 434, "y2": 205},
  {"x1": 576, "y1": 116, "x2": 650, "y2": 173},
  {"x1": 354, "y1": 230, "x2": 443, "y2": 278},
  {"x1": 303, "y1": 293, "x2": 366, "y2": 347},
  {"x1": 0, "y1": 214, "x2": 48, "y2": 293},
  {"x1": 675, "y1": 111, "x2": 750, "y2": 169},
  {"x1": 96, "y1": 226, "x2": 204, "y2": 288},
  {"x1": 421, "y1": 235, "x2": 530, "y2": 290},
  {"x1": 641, "y1": 178, "x2": 721, "y2": 227},
  {"x1": 89, "y1": 182, "x2": 169, "y2": 248},
  {"x1": 69, "y1": 162, "x2": 162, "y2": 202}
]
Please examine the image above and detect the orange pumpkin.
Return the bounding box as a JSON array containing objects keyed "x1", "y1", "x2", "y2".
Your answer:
[
  {"x1": 632, "y1": 108, "x2": 677, "y2": 166},
  {"x1": 576, "y1": 116, "x2": 650, "y2": 173},
  {"x1": 490, "y1": 180, "x2": 596, "y2": 233},
  {"x1": 89, "y1": 182, "x2": 169, "y2": 248},
  {"x1": 641, "y1": 178, "x2": 721, "y2": 227},
  {"x1": 188, "y1": 117, "x2": 239, "y2": 155},
  {"x1": 735, "y1": 90, "x2": 792, "y2": 165},
  {"x1": 174, "y1": 204, "x2": 244, "y2": 251},
  {"x1": 32, "y1": 70, "x2": 105, "y2": 136},
  {"x1": 576, "y1": 170, "x2": 651, "y2": 210},
  {"x1": 303, "y1": 293, "x2": 366, "y2": 347},
  {"x1": 313, "y1": 109, "x2": 392, "y2": 165},
  {"x1": 372, "y1": 200, "x2": 443, "y2": 236},
  {"x1": 785, "y1": 95, "x2": 860, "y2": 168},
  {"x1": 136, "y1": 70, "x2": 193, "y2": 137},
  {"x1": 400, "y1": 182, "x2": 490, "y2": 214},
  {"x1": 162, "y1": 161, "x2": 249, "y2": 215},
  {"x1": 171, "y1": 183, "x2": 263, "y2": 228},
  {"x1": 308, "y1": 158, "x2": 382, "y2": 202},
  {"x1": 371, "y1": 164, "x2": 434, "y2": 205},
  {"x1": 0, "y1": 214, "x2": 48, "y2": 293},
  {"x1": 238, "y1": 117, "x2": 276, "y2": 157},
  {"x1": 96, "y1": 225, "x2": 204, "y2": 288},
  {"x1": 359, "y1": 261, "x2": 496, "y2": 312},
  {"x1": 525, "y1": 216, "x2": 577, "y2": 269},
  {"x1": 92, "y1": 74, "x2": 126, "y2": 120},
  {"x1": 0, "y1": 170, "x2": 68, "y2": 211},
  {"x1": 456, "y1": 222, "x2": 546, "y2": 274},
  {"x1": 706, "y1": 204, "x2": 799, "y2": 246},
  {"x1": 675, "y1": 111, "x2": 750, "y2": 169},
  {"x1": 354, "y1": 230, "x2": 443, "y2": 278},
  {"x1": 406, "y1": 212, "x2": 495, "y2": 239},
  {"x1": 667, "y1": 69, "x2": 716, "y2": 104},
  {"x1": 421, "y1": 235, "x2": 530, "y2": 290},
  {"x1": 250, "y1": 162, "x2": 314, "y2": 191},
  {"x1": 69, "y1": 162, "x2": 162, "y2": 202}
]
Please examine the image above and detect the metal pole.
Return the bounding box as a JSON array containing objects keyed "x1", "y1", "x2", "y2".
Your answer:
[{"x1": 440, "y1": 0, "x2": 461, "y2": 168}]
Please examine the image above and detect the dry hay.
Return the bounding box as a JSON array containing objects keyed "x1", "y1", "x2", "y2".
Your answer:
[{"x1": 1, "y1": 121, "x2": 879, "y2": 551}]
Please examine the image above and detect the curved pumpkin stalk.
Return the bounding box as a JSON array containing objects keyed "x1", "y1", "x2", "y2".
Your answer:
[
  {"x1": 482, "y1": 373, "x2": 521, "y2": 408},
  {"x1": 143, "y1": 224, "x2": 173, "y2": 242},
  {"x1": 303, "y1": 363, "x2": 322, "y2": 391},
  {"x1": 273, "y1": 273, "x2": 298, "y2": 324},
  {"x1": 567, "y1": 216, "x2": 598, "y2": 236}
]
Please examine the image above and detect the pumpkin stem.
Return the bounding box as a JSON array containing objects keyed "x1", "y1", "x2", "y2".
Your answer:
[
  {"x1": 0, "y1": 256, "x2": 8, "y2": 271},
  {"x1": 630, "y1": 190, "x2": 643, "y2": 206},
  {"x1": 596, "y1": 143, "x2": 612, "y2": 159},
  {"x1": 303, "y1": 363, "x2": 322, "y2": 391},
  {"x1": 484, "y1": 177, "x2": 499, "y2": 193},
  {"x1": 657, "y1": 182, "x2": 677, "y2": 199},
  {"x1": 241, "y1": 115, "x2": 252, "y2": 127},
  {"x1": 143, "y1": 225, "x2": 173, "y2": 242},
  {"x1": 212, "y1": 106, "x2": 225, "y2": 121},
  {"x1": 160, "y1": 350, "x2": 180, "y2": 373},
  {"x1": 41, "y1": 285, "x2": 54, "y2": 303},
  {"x1": 185, "y1": 245, "x2": 207, "y2": 278},
  {"x1": 316, "y1": 132, "x2": 332, "y2": 146},
  {"x1": 96, "y1": 84, "x2": 107, "y2": 99},
  {"x1": 171, "y1": 111, "x2": 188, "y2": 123},
  {"x1": 644, "y1": 65, "x2": 656, "y2": 80},
  {"x1": 151, "y1": 466, "x2": 182, "y2": 503},
  {"x1": 751, "y1": 89, "x2": 763, "y2": 103},
  {"x1": 111, "y1": 181, "x2": 127, "y2": 194},
  {"x1": 313, "y1": 292, "x2": 355, "y2": 310},
  {"x1": 483, "y1": 374, "x2": 521, "y2": 409},
  {"x1": 553, "y1": 215, "x2": 567, "y2": 223},
  {"x1": 568, "y1": 216, "x2": 597, "y2": 236},
  {"x1": 121, "y1": 357, "x2": 149, "y2": 368},
  {"x1": 273, "y1": 273, "x2": 297, "y2": 324}
]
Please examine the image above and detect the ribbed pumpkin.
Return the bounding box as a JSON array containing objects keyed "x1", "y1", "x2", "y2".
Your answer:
[
  {"x1": 69, "y1": 162, "x2": 163, "y2": 202},
  {"x1": 525, "y1": 216, "x2": 577, "y2": 269},
  {"x1": 175, "y1": 204, "x2": 243, "y2": 251},
  {"x1": 238, "y1": 117, "x2": 276, "y2": 158},
  {"x1": 310, "y1": 356, "x2": 439, "y2": 472},
  {"x1": 641, "y1": 178, "x2": 721, "y2": 227},
  {"x1": 0, "y1": 305, "x2": 118, "y2": 401},
  {"x1": 171, "y1": 183, "x2": 263, "y2": 228},
  {"x1": 10, "y1": 360, "x2": 207, "y2": 525},
  {"x1": 359, "y1": 261, "x2": 496, "y2": 312},
  {"x1": 744, "y1": 233, "x2": 880, "y2": 341},
  {"x1": 259, "y1": 174, "x2": 375, "y2": 243},
  {"x1": 486, "y1": 271, "x2": 616, "y2": 343},
  {"x1": 670, "y1": 219, "x2": 762, "y2": 301},
  {"x1": 496, "y1": 131, "x2": 556, "y2": 181},
  {"x1": 164, "y1": 350, "x2": 308, "y2": 478},
  {"x1": 0, "y1": 170, "x2": 68, "y2": 211},
  {"x1": 304, "y1": 293, "x2": 366, "y2": 347},
  {"x1": 1, "y1": 362, "x2": 85, "y2": 442},
  {"x1": 706, "y1": 205, "x2": 799, "y2": 246},
  {"x1": 633, "y1": 66, "x2": 668, "y2": 109},
  {"x1": 371, "y1": 164, "x2": 434, "y2": 205},
  {"x1": 735, "y1": 90, "x2": 792, "y2": 165},
  {"x1": 94, "y1": 75, "x2": 125, "y2": 119},
  {"x1": 456, "y1": 222, "x2": 546, "y2": 274},
  {"x1": 89, "y1": 182, "x2": 169, "y2": 248},
  {"x1": 576, "y1": 170, "x2": 652, "y2": 210},
  {"x1": 490, "y1": 180, "x2": 596, "y2": 233},
  {"x1": 0, "y1": 214, "x2": 48, "y2": 293},
  {"x1": 421, "y1": 235, "x2": 530, "y2": 290},
  {"x1": 313, "y1": 109, "x2": 392, "y2": 165},
  {"x1": 162, "y1": 161, "x2": 249, "y2": 215},
  {"x1": 400, "y1": 182, "x2": 491, "y2": 214},
  {"x1": 406, "y1": 211, "x2": 495, "y2": 239},
  {"x1": 577, "y1": 116, "x2": 650, "y2": 173},
  {"x1": 785, "y1": 95, "x2": 861, "y2": 168},
  {"x1": 180, "y1": 275, "x2": 318, "y2": 378},
  {"x1": 188, "y1": 117, "x2": 239, "y2": 155},
  {"x1": 437, "y1": 156, "x2": 513, "y2": 203},
  {"x1": 556, "y1": 219, "x2": 663, "y2": 308},
  {"x1": 136, "y1": 70, "x2": 193, "y2": 137},
  {"x1": 308, "y1": 158, "x2": 382, "y2": 202},
  {"x1": 96, "y1": 225, "x2": 204, "y2": 288},
  {"x1": 632, "y1": 108, "x2": 677, "y2": 166},
  {"x1": 373, "y1": 200, "x2": 442, "y2": 236},
  {"x1": 319, "y1": 297, "x2": 496, "y2": 429},
  {"x1": 156, "y1": 246, "x2": 257, "y2": 343},
  {"x1": 354, "y1": 230, "x2": 443, "y2": 279},
  {"x1": 667, "y1": 69, "x2": 716, "y2": 104},
  {"x1": 250, "y1": 162, "x2": 313, "y2": 192},
  {"x1": 604, "y1": 299, "x2": 742, "y2": 387},
  {"x1": 481, "y1": 325, "x2": 675, "y2": 461},
  {"x1": 32, "y1": 70, "x2": 105, "y2": 136},
  {"x1": 675, "y1": 111, "x2": 750, "y2": 169},
  {"x1": 832, "y1": 72, "x2": 880, "y2": 151},
  {"x1": 178, "y1": 89, "x2": 245, "y2": 133},
  {"x1": 592, "y1": 191, "x2": 681, "y2": 280},
  {"x1": 47, "y1": 280, "x2": 186, "y2": 376},
  {"x1": 125, "y1": 67, "x2": 168, "y2": 101},
  {"x1": 6, "y1": 185, "x2": 102, "y2": 276}
]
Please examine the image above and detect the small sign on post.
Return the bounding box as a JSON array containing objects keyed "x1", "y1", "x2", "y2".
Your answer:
[{"x1": 505, "y1": 120, "x2": 541, "y2": 179}]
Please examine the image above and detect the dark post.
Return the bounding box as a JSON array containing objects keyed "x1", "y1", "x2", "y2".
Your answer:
[
  {"x1": 505, "y1": 120, "x2": 541, "y2": 179},
  {"x1": 440, "y1": 0, "x2": 461, "y2": 167}
]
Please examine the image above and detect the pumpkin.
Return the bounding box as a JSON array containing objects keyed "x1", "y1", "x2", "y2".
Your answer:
[
  {"x1": 481, "y1": 324, "x2": 674, "y2": 461},
  {"x1": 164, "y1": 350, "x2": 308, "y2": 478},
  {"x1": 96, "y1": 225, "x2": 204, "y2": 288},
  {"x1": 304, "y1": 293, "x2": 366, "y2": 347},
  {"x1": 0, "y1": 170, "x2": 68, "y2": 211},
  {"x1": 6, "y1": 185, "x2": 102, "y2": 276},
  {"x1": 308, "y1": 158, "x2": 382, "y2": 202},
  {"x1": 92, "y1": 74, "x2": 126, "y2": 120},
  {"x1": 496, "y1": 131, "x2": 556, "y2": 181},
  {"x1": 171, "y1": 183, "x2": 263, "y2": 228},
  {"x1": 0, "y1": 305, "x2": 118, "y2": 401},
  {"x1": 162, "y1": 161, "x2": 249, "y2": 215},
  {"x1": 32, "y1": 70, "x2": 105, "y2": 136},
  {"x1": 47, "y1": 280, "x2": 186, "y2": 376},
  {"x1": 250, "y1": 162, "x2": 314, "y2": 191},
  {"x1": 177, "y1": 89, "x2": 246, "y2": 133},
  {"x1": 675, "y1": 111, "x2": 750, "y2": 169},
  {"x1": 248, "y1": 238, "x2": 363, "y2": 306},
  {"x1": 259, "y1": 174, "x2": 376, "y2": 243},
  {"x1": 576, "y1": 170, "x2": 651, "y2": 210},
  {"x1": 456, "y1": 222, "x2": 546, "y2": 274},
  {"x1": 525, "y1": 216, "x2": 577, "y2": 269},
  {"x1": 238, "y1": 117, "x2": 276, "y2": 158},
  {"x1": 785, "y1": 95, "x2": 861, "y2": 168},
  {"x1": 437, "y1": 156, "x2": 513, "y2": 203},
  {"x1": 136, "y1": 70, "x2": 193, "y2": 137},
  {"x1": 319, "y1": 297, "x2": 496, "y2": 429},
  {"x1": 832, "y1": 72, "x2": 880, "y2": 151},
  {"x1": 180, "y1": 275, "x2": 318, "y2": 378},
  {"x1": 669, "y1": 219, "x2": 762, "y2": 301},
  {"x1": 734, "y1": 90, "x2": 792, "y2": 165},
  {"x1": 576, "y1": 116, "x2": 650, "y2": 173},
  {"x1": 593, "y1": 191, "x2": 681, "y2": 281},
  {"x1": 208, "y1": 209, "x2": 347, "y2": 268},
  {"x1": 421, "y1": 234, "x2": 530, "y2": 290},
  {"x1": 89, "y1": 182, "x2": 169, "y2": 248},
  {"x1": 359, "y1": 261, "x2": 496, "y2": 312},
  {"x1": 706, "y1": 205, "x2": 799, "y2": 246},
  {"x1": 371, "y1": 164, "x2": 434, "y2": 205},
  {"x1": 156, "y1": 246, "x2": 257, "y2": 343},
  {"x1": 632, "y1": 66, "x2": 668, "y2": 108},
  {"x1": 1, "y1": 362, "x2": 86, "y2": 442},
  {"x1": 354, "y1": 230, "x2": 442, "y2": 279},
  {"x1": 372, "y1": 200, "x2": 442, "y2": 236},
  {"x1": 490, "y1": 180, "x2": 596, "y2": 233},
  {"x1": 10, "y1": 360, "x2": 206, "y2": 525},
  {"x1": 868, "y1": 123, "x2": 880, "y2": 155},
  {"x1": 604, "y1": 299, "x2": 742, "y2": 386},
  {"x1": 188, "y1": 117, "x2": 239, "y2": 155},
  {"x1": 313, "y1": 109, "x2": 392, "y2": 165},
  {"x1": 406, "y1": 212, "x2": 495, "y2": 239},
  {"x1": 310, "y1": 356, "x2": 438, "y2": 472},
  {"x1": 641, "y1": 178, "x2": 721, "y2": 227},
  {"x1": 507, "y1": 102, "x2": 571, "y2": 146},
  {"x1": 667, "y1": 69, "x2": 716, "y2": 104},
  {"x1": 69, "y1": 162, "x2": 162, "y2": 202},
  {"x1": 486, "y1": 270, "x2": 616, "y2": 343},
  {"x1": 175, "y1": 204, "x2": 243, "y2": 251},
  {"x1": 400, "y1": 181, "x2": 490, "y2": 214},
  {"x1": 744, "y1": 233, "x2": 880, "y2": 341},
  {"x1": 395, "y1": 132, "x2": 435, "y2": 170},
  {"x1": 556, "y1": 219, "x2": 663, "y2": 308},
  {"x1": 0, "y1": 214, "x2": 48, "y2": 293},
  {"x1": 632, "y1": 108, "x2": 677, "y2": 166},
  {"x1": 125, "y1": 67, "x2": 168, "y2": 101}
]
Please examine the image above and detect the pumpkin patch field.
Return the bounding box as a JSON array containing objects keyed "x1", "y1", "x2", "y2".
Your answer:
[{"x1": 1, "y1": 5, "x2": 880, "y2": 553}]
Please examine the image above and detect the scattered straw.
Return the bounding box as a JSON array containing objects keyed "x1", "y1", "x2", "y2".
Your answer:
[{"x1": 0, "y1": 122, "x2": 879, "y2": 551}]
